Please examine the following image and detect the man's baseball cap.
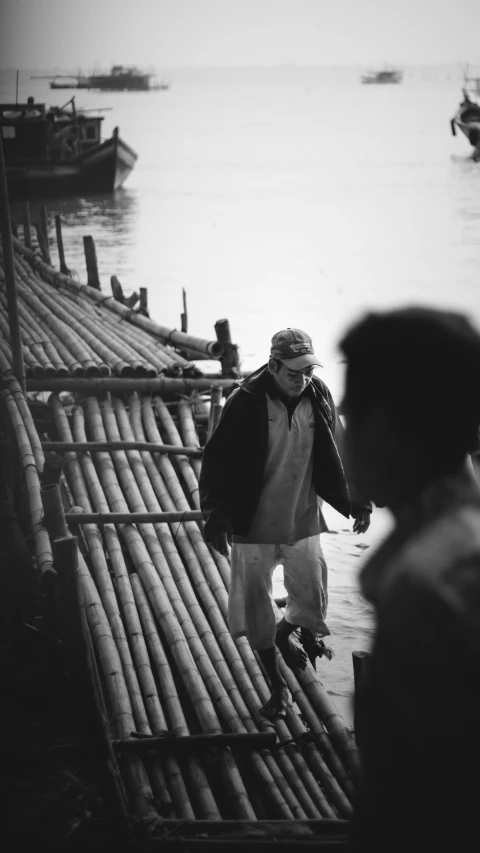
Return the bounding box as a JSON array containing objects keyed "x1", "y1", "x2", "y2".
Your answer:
[{"x1": 270, "y1": 328, "x2": 322, "y2": 370}]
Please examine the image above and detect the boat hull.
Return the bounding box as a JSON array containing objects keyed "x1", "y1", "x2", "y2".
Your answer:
[
  {"x1": 453, "y1": 97, "x2": 480, "y2": 158},
  {"x1": 5, "y1": 133, "x2": 138, "y2": 199}
]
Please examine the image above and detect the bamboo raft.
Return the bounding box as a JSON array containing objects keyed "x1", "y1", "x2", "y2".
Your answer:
[{"x1": 0, "y1": 202, "x2": 359, "y2": 850}]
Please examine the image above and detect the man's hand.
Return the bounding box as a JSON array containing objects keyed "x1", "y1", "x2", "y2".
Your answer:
[
  {"x1": 353, "y1": 511, "x2": 371, "y2": 535},
  {"x1": 210, "y1": 532, "x2": 232, "y2": 557}
]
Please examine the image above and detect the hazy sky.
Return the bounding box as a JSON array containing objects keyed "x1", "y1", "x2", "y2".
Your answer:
[{"x1": 1, "y1": 0, "x2": 480, "y2": 69}]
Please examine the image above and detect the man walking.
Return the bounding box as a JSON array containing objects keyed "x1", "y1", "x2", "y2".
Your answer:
[
  {"x1": 339, "y1": 307, "x2": 480, "y2": 852},
  {"x1": 199, "y1": 328, "x2": 371, "y2": 718}
]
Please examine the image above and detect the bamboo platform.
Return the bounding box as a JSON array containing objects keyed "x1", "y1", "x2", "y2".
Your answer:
[{"x1": 0, "y1": 209, "x2": 358, "y2": 850}]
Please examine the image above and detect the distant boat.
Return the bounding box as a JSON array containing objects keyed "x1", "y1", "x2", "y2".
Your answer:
[
  {"x1": 84, "y1": 66, "x2": 159, "y2": 92},
  {"x1": 361, "y1": 67, "x2": 403, "y2": 85},
  {"x1": 0, "y1": 97, "x2": 138, "y2": 198},
  {"x1": 50, "y1": 77, "x2": 83, "y2": 90},
  {"x1": 451, "y1": 89, "x2": 480, "y2": 161},
  {"x1": 34, "y1": 66, "x2": 167, "y2": 92}
]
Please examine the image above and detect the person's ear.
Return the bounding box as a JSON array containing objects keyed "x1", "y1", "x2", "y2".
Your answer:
[{"x1": 268, "y1": 358, "x2": 277, "y2": 375}]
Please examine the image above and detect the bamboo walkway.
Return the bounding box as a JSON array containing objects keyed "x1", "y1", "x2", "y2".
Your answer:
[{"x1": 0, "y1": 231, "x2": 359, "y2": 847}]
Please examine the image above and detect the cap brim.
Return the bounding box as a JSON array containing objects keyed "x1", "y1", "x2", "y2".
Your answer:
[{"x1": 279, "y1": 353, "x2": 322, "y2": 370}]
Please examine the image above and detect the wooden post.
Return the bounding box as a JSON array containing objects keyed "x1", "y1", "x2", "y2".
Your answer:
[
  {"x1": 207, "y1": 385, "x2": 223, "y2": 440},
  {"x1": 0, "y1": 135, "x2": 26, "y2": 394},
  {"x1": 214, "y1": 318, "x2": 241, "y2": 377},
  {"x1": 83, "y1": 235, "x2": 101, "y2": 289},
  {"x1": 41, "y1": 451, "x2": 65, "y2": 486},
  {"x1": 181, "y1": 287, "x2": 188, "y2": 332},
  {"x1": 41, "y1": 483, "x2": 69, "y2": 540},
  {"x1": 22, "y1": 200, "x2": 32, "y2": 248},
  {"x1": 110, "y1": 275, "x2": 125, "y2": 303},
  {"x1": 11, "y1": 221, "x2": 18, "y2": 238},
  {"x1": 40, "y1": 204, "x2": 49, "y2": 245},
  {"x1": 352, "y1": 649, "x2": 371, "y2": 748},
  {"x1": 54, "y1": 213, "x2": 70, "y2": 276},
  {"x1": 124, "y1": 291, "x2": 139, "y2": 309},
  {"x1": 138, "y1": 286, "x2": 149, "y2": 316},
  {"x1": 34, "y1": 222, "x2": 51, "y2": 264}
]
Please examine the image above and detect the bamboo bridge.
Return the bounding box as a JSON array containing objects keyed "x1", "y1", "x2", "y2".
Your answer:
[{"x1": 0, "y1": 195, "x2": 360, "y2": 849}]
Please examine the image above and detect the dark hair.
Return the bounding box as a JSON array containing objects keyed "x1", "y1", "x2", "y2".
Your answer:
[
  {"x1": 268, "y1": 357, "x2": 284, "y2": 371},
  {"x1": 339, "y1": 306, "x2": 480, "y2": 467}
]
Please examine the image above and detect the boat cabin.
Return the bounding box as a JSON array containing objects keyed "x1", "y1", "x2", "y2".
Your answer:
[
  {"x1": 0, "y1": 102, "x2": 48, "y2": 161},
  {"x1": 0, "y1": 101, "x2": 104, "y2": 163}
]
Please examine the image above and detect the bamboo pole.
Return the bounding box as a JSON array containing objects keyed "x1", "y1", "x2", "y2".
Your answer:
[
  {"x1": 0, "y1": 352, "x2": 44, "y2": 471},
  {"x1": 12, "y1": 234, "x2": 225, "y2": 359},
  {"x1": 2, "y1": 384, "x2": 52, "y2": 568},
  {"x1": 42, "y1": 440, "x2": 203, "y2": 457},
  {"x1": 0, "y1": 143, "x2": 26, "y2": 394},
  {"x1": 65, "y1": 509, "x2": 203, "y2": 524},
  {"x1": 177, "y1": 398, "x2": 203, "y2": 481},
  {"x1": 21, "y1": 377, "x2": 239, "y2": 393}
]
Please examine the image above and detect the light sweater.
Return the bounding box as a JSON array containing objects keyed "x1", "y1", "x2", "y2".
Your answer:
[{"x1": 234, "y1": 393, "x2": 326, "y2": 544}]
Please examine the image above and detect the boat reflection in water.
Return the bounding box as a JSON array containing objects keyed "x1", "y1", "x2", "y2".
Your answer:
[{"x1": 11, "y1": 190, "x2": 140, "y2": 286}]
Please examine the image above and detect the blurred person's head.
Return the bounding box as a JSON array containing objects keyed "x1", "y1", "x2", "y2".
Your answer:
[{"x1": 339, "y1": 306, "x2": 480, "y2": 511}]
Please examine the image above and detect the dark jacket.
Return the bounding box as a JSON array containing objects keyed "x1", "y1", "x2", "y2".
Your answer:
[
  {"x1": 199, "y1": 365, "x2": 371, "y2": 540},
  {"x1": 351, "y1": 467, "x2": 480, "y2": 852}
]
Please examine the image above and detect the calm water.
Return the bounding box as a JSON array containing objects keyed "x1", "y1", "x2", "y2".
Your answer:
[{"x1": 3, "y1": 66, "x2": 480, "y2": 723}]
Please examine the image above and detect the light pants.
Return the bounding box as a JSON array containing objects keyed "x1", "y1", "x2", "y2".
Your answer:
[{"x1": 229, "y1": 535, "x2": 330, "y2": 651}]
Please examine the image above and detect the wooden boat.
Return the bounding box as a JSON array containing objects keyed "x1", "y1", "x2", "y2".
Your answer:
[
  {"x1": 361, "y1": 67, "x2": 403, "y2": 84},
  {"x1": 49, "y1": 76, "x2": 86, "y2": 90},
  {"x1": 0, "y1": 204, "x2": 360, "y2": 849},
  {"x1": 83, "y1": 65, "x2": 157, "y2": 92},
  {"x1": 451, "y1": 89, "x2": 480, "y2": 161},
  {"x1": 0, "y1": 98, "x2": 137, "y2": 199}
]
